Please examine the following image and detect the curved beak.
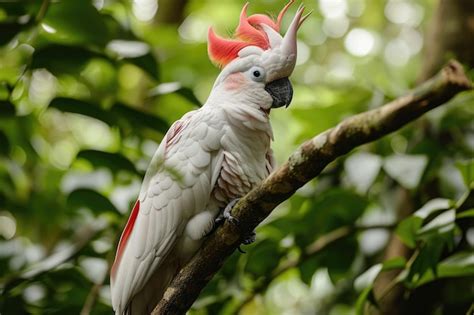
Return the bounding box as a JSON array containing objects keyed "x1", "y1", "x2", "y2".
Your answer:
[{"x1": 265, "y1": 77, "x2": 293, "y2": 108}]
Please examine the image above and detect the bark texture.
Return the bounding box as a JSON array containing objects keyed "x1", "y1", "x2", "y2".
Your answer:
[{"x1": 151, "y1": 61, "x2": 472, "y2": 315}]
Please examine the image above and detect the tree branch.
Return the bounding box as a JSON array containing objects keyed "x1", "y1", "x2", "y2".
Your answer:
[{"x1": 152, "y1": 60, "x2": 472, "y2": 314}]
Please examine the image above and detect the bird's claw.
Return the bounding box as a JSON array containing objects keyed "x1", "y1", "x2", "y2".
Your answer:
[
  {"x1": 237, "y1": 231, "x2": 256, "y2": 253},
  {"x1": 215, "y1": 198, "x2": 256, "y2": 253},
  {"x1": 223, "y1": 202, "x2": 240, "y2": 225},
  {"x1": 242, "y1": 231, "x2": 256, "y2": 245},
  {"x1": 215, "y1": 198, "x2": 240, "y2": 226}
]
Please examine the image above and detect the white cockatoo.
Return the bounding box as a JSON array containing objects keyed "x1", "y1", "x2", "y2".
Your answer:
[{"x1": 110, "y1": 1, "x2": 308, "y2": 313}]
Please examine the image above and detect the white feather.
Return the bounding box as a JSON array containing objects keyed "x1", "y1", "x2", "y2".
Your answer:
[{"x1": 111, "y1": 76, "x2": 278, "y2": 314}]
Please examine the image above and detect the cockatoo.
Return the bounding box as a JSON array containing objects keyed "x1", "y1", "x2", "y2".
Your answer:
[{"x1": 110, "y1": 1, "x2": 308, "y2": 313}]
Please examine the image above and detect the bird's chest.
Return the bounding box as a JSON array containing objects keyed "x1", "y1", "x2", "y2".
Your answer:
[{"x1": 211, "y1": 127, "x2": 271, "y2": 207}]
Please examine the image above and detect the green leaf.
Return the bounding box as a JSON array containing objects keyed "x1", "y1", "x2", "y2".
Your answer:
[
  {"x1": 344, "y1": 152, "x2": 382, "y2": 194},
  {"x1": 355, "y1": 286, "x2": 373, "y2": 315},
  {"x1": 124, "y1": 53, "x2": 160, "y2": 81},
  {"x1": 457, "y1": 208, "x2": 474, "y2": 219},
  {"x1": 260, "y1": 216, "x2": 299, "y2": 240},
  {"x1": 0, "y1": 191, "x2": 5, "y2": 208},
  {"x1": 456, "y1": 159, "x2": 474, "y2": 188},
  {"x1": 406, "y1": 240, "x2": 445, "y2": 286},
  {"x1": 395, "y1": 216, "x2": 423, "y2": 248},
  {"x1": 0, "y1": 130, "x2": 10, "y2": 156},
  {"x1": 112, "y1": 103, "x2": 169, "y2": 134},
  {"x1": 414, "y1": 198, "x2": 451, "y2": 219},
  {"x1": 150, "y1": 82, "x2": 202, "y2": 107},
  {"x1": 0, "y1": 2, "x2": 30, "y2": 17},
  {"x1": 31, "y1": 45, "x2": 102, "y2": 75},
  {"x1": 382, "y1": 257, "x2": 407, "y2": 271},
  {"x1": 417, "y1": 209, "x2": 456, "y2": 236},
  {"x1": 244, "y1": 240, "x2": 281, "y2": 276},
  {"x1": 0, "y1": 22, "x2": 25, "y2": 45},
  {"x1": 49, "y1": 97, "x2": 116, "y2": 126},
  {"x1": 299, "y1": 256, "x2": 320, "y2": 285},
  {"x1": 437, "y1": 251, "x2": 474, "y2": 278},
  {"x1": 413, "y1": 251, "x2": 474, "y2": 288},
  {"x1": 325, "y1": 236, "x2": 358, "y2": 282},
  {"x1": 396, "y1": 199, "x2": 452, "y2": 248},
  {"x1": 67, "y1": 188, "x2": 118, "y2": 214},
  {"x1": 42, "y1": 0, "x2": 109, "y2": 46},
  {"x1": 76, "y1": 150, "x2": 139, "y2": 175},
  {"x1": 0, "y1": 100, "x2": 15, "y2": 117},
  {"x1": 354, "y1": 264, "x2": 382, "y2": 291},
  {"x1": 383, "y1": 154, "x2": 428, "y2": 189},
  {"x1": 175, "y1": 87, "x2": 202, "y2": 107},
  {"x1": 295, "y1": 189, "x2": 368, "y2": 248}
]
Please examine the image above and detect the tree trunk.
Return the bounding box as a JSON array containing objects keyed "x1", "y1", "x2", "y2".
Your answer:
[
  {"x1": 420, "y1": 0, "x2": 474, "y2": 81},
  {"x1": 154, "y1": 0, "x2": 188, "y2": 25}
]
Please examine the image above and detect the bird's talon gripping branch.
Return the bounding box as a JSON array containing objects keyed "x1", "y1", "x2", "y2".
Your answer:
[
  {"x1": 208, "y1": 199, "x2": 240, "y2": 237},
  {"x1": 217, "y1": 198, "x2": 256, "y2": 252},
  {"x1": 222, "y1": 198, "x2": 240, "y2": 225},
  {"x1": 213, "y1": 198, "x2": 240, "y2": 228},
  {"x1": 237, "y1": 246, "x2": 246, "y2": 254},
  {"x1": 238, "y1": 231, "x2": 256, "y2": 253},
  {"x1": 242, "y1": 231, "x2": 256, "y2": 245}
]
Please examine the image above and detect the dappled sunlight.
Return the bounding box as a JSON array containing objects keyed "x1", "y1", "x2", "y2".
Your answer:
[
  {"x1": 28, "y1": 69, "x2": 57, "y2": 111},
  {"x1": 107, "y1": 40, "x2": 150, "y2": 58},
  {"x1": 80, "y1": 257, "x2": 109, "y2": 284},
  {"x1": 133, "y1": 0, "x2": 158, "y2": 22},
  {"x1": 344, "y1": 28, "x2": 377, "y2": 57},
  {"x1": 322, "y1": 16, "x2": 349, "y2": 38},
  {"x1": 23, "y1": 283, "x2": 46, "y2": 305},
  {"x1": 295, "y1": 40, "x2": 310, "y2": 65},
  {"x1": 319, "y1": 0, "x2": 348, "y2": 19},
  {"x1": 61, "y1": 170, "x2": 113, "y2": 194},
  {"x1": 385, "y1": 0, "x2": 424, "y2": 27},
  {"x1": 178, "y1": 14, "x2": 210, "y2": 43},
  {"x1": 0, "y1": 212, "x2": 16, "y2": 240}
]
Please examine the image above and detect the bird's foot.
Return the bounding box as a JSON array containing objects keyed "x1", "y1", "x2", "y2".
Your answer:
[
  {"x1": 216, "y1": 198, "x2": 257, "y2": 253},
  {"x1": 237, "y1": 231, "x2": 256, "y2": 253},
  {"x1": 242, "y1": 231, "x2": 256, "y2": 245},
  {"x1": 215, "y1": 198, "x2": 240, "y2": 225},
  {"x1": 206, "y1": 199, "x2": 240, "y2": 237}
]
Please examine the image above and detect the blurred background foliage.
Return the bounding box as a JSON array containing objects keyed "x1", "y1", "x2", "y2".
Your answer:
[{"x1": 0, "y1": 0, "x2": 473, "y2": 314}]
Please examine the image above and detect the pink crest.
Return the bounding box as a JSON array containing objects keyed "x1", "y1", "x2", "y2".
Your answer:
[{"x1": 208, "y1": 0, "x2": 295, "y2": 67}]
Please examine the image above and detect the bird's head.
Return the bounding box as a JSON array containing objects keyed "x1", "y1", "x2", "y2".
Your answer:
[{"x1": 207, "y1": 1, "x2": 309, "y2": 112}]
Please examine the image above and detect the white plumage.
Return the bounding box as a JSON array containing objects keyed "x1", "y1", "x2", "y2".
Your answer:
[
  {"x1": 111, "y1": 101, "x2": 274, "y2": 314},
  {"x1": 110, "y1": 2, "x2": 307, "y2": 313}
]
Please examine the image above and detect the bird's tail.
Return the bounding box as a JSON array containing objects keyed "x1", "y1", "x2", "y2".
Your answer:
[{"x1": 124, "y1": 259, "x2": 179, "y2": 315}]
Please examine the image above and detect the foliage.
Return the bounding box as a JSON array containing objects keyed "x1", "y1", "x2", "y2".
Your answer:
[{"x1": 0, "y1": 0, "x2": 473, "y2": 314}]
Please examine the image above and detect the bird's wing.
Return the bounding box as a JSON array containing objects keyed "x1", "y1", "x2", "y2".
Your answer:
[{"x1": 110, "y1": 108, "x2": 223, "y2": 314}]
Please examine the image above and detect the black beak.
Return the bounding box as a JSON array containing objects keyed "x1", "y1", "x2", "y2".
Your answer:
[{"x1": 264, "y1": 77, "x2": 293, "y2": 108}]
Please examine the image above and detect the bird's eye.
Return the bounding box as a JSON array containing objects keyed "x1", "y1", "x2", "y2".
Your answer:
[{"x1": 249, "y1": 67, "x2": 265, "y2": 82}]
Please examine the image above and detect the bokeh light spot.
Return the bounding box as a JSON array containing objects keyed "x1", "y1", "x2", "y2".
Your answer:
[
  {"x1": 344, "y1": 28, "x2": 375, "y2": 57},
  {"x1": 0, "y1": 212, "x2": 16, "y2": 240},
  {"x1": 319, "y1": 0, "x2": 348, "y2": 18},
  {"x1": 133, "y1": 0, "x2": 158, "y2": 22},
  {"x1": 322, "y1": 17, "x2": 349, "y2": 38}
]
